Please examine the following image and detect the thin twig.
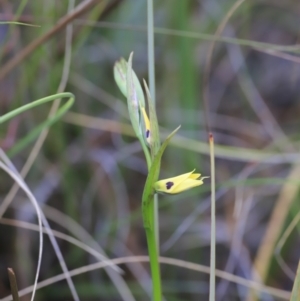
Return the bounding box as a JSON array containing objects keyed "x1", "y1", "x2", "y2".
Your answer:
[
  {"x1": 0, "y1": 0, "x2": 103, "y2": 81},
  {"x1": 7, "y1": 268, "x2": 19, "y2": 301}
]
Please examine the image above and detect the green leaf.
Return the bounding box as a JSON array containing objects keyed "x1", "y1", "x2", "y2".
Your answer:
[
  {"x1": 125, "y1": 53, "x2": 144, "y2": 138},
  {"x1": 113, "y1": 58, "x2": 128, "y2": 98},
  {"x1": 114, "y1": 56, "x2": 145, "y2": 110},
  {"x1": 126, "y1": 53, "x2": 140, "y2": 137},
  {"x1": 142, "y1": 125, "x2": 181, "y2": 229}
]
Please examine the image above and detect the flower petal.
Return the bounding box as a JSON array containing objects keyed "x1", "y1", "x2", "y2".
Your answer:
[
  {"x1": 188, "y1": 173, "x2": 201, "y2": 179},
  {"x1": 171, "y1": 169, "x2": 196, "y2": 183},
  {"x1": 172, "y1": 178, "x2": 204, "y2": 194}
]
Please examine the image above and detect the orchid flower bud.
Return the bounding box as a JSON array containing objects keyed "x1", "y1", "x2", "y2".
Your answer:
[
  {"x1": 154, "y1": 169, "x2": 208, "y2": 194},
  {"x1": 140, "y1": 106, "x2": 151, "y2": 145},
  {"x1": 114, "y1": 54, "x2": 146, "y2": 138}
]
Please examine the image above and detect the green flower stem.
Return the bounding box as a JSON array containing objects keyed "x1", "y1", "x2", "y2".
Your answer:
[
  {"x1": 144, "y1": 197, "x2": 162, "y2": 301},
  {"x1": 154, "y1": 193, "x2": 159, "y2": 251},
  {"x1": 146, "y1": 0, "x2": 160, "y2": 267},
  {"x1": 142, "y1": 127, "x2": 180, "y2": 301},
  {"x1": 139, "y1": 134, "x2": 161, "y2": 300},
  {"x1": 138, "y1": 135, "x2": 152, "y2": 171}
]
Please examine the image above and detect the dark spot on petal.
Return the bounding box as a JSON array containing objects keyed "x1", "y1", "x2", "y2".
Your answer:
[
  {"x1": 146, "y1": 130, "x2": 150, "y2": 138},
  {"x1": 166, "y1": 181, "x2": 174, "y2": 190}
]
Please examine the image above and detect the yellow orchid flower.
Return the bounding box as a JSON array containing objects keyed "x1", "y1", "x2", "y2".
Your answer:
[
  {"x1": 141, "y1": 106, "x2": 151, "y2": 144},
  {"x1": 154, "y1": 169, "x2": 208, "y2": 194}
]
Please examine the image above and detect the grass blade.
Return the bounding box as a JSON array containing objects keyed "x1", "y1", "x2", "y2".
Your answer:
[
  {"x1": 290, "y1": 261, "x2": 300, "y2": 301},
  {"x1": 209, "y1": 133, "x2": 216, "y2": 301}
]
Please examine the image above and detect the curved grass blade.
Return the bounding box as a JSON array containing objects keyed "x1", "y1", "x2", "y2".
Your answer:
[
  {"x1": 0, "y1": 92, "x2": 75, "y2": 157},
  {"x1": 0, "y1": 161, "x2": 43, "y2": 301}
]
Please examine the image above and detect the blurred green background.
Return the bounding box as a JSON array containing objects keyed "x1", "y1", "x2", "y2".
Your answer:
[{"x1": 1, "y1": 0, "x2": 300, "y2": 300}]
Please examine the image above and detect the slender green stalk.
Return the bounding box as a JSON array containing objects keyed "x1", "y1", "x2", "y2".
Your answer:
[
  {"x1": 147, "y1": 0, "x2": 155, "y2": 102},
  {"x1": 209, "y1": 133, "x2": 216, "y2": 301},
  {"x1": 138, "y1": 135, "x2": 152, "y2": 170},
  {"x1": 147, "y1": 0, "x2": 160, "y2": 257},
  {"x1": 153, "y1": 194, "x2": 159, "y2": 251},
  {"x1": 141, "y1": 127, "x2": 180, "y2": 301},
  {"x1": 145, "y1": 199, "x2": 162, "y2": 301}
]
